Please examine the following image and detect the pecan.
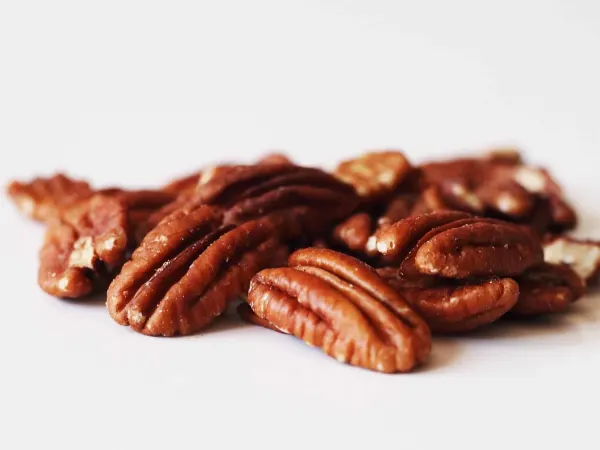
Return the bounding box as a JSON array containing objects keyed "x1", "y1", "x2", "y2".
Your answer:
[
  {"x1": 334, "y1": 150, "x2": 411, "y2": 202},
  {"x1": 511, "y1": 263, "x2": 585, "y2": 316},
  {"x1": 161, "y1": 172, "x2": 202, "y2": 196},
  {"x1": 331, "y1": 213, "x2": 377, "y2": 258},
  {"x1": 246, "y1": 248, "x2": 431, "y2": 373},
  {"x1": 38, "y1": 195, "x2": 128, "y2": 298},
  {"x1": 543, "y1": 237, "x2": 600, "y2": 285},
  {"x1": 7, "y1": 173, "x2": 94, "y2": 222},
  {"x1": 375, "y1": 211, "x2": 543, "y2": 279},
  {"x1": 196, "y1": 164, "x2": 359, "y2": 228},
  {"x1": 237, "y1": 302, "x2": 281, "y2": 332},
  {"x1": 107, "y1": 204, "x2": 297, "y2": 336},
  {"x1": 381, "y1": 274, "x2": 519, "y2": 333},
  {"x1": 256, "y1": 152, "x2": 294, "y2": 166}
]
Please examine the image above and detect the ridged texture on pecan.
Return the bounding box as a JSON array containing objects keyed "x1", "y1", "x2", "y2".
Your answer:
[
  {"x1": 107, "y1": 204, "x2": 297, "y2": 336},
  {"x1": 237, "y1": 302, "x2": 282, "y2": 332},
  {"x1": 381, "y1": 275, "x2": 520, "y2": 333},
  {"x1": 543, "y1": 236, "x2": 600, "y2": 285},
  {"x1": 511, "y1": 263, "x2": 585, "y2": 316},
  {"x1": 246, "y1": 248, "x2": 431, "y2": 373},
  {"x1": 195, "y1": 164, "x2": 359, "y2": 227},
  {"x1": 376, "y1": 211, "x2": 543, "y2": 279},
  {"x1": 334, "y1": 150, "x2": 412, "y2": 202},
  {"x1": 38, "y1": 195, "x2": 128, "y2": 298},
  {"x1": 7, "y1": 173, "x2": 94, "y2": 222}
]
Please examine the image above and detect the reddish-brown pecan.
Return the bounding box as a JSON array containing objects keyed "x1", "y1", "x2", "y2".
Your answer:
[
  {"x1": 107, "y1": 204, "x2": 299, "y2": 336},
  {"x1": 420, "y1": 151, "x2": 577, "y2": 233},
  {"x1": 7, "y1": 173, "x2": 94, "y2": 222},
  {"x1": 38, "y1": 195, "x2": 128, "y2": 298},
  {"x1": 543, "y1": 236, "x2": 600, "y2": 285},
  {"x1": 237, "y1": 302, "x2": 281, "y2": 332},
  {"x1": 511, "y1": 263, "x2": 585, "y2": 316},
  {"x1": 246, "y1": 248, "x2": 431, "y2": 373},
  {"x1": 375, "y1": 211, "x2": 543, "y2": 279},
  {"x1": 196, "y1": 164, "x2": 359, "y2": 228},
  {"x1": 334, "y1": 150, "x2": 412, "y2": 203},
  {"x1": 378, "y1": 270, "x2": 519, "y2": 333},
  {"x1": 256, "y1": 152, "x2": 294, "y2": 166},
  {"x1": 161, "y1": 172, "x2": 202, "y2": 196}
]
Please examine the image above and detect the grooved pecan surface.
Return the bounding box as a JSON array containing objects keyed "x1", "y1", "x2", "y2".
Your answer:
[
  {"x1": 196, "y1": 164, "x2": 359, "y2": 227},
  {"x1": 246, "y1": 248, "x2": 431, "y2": 373},
  {"x1": 381, "y1": 275, "x2": 519, "y2": 333},
  {"x1": 376, "y1": 212, "x2": 543, "y2": 279},
  {"x1": 237, "y1": 302, "x2": 281, "y2": 332},
  {"x1": 334, "y1": 151, "x2": 412, "y2": 202},
  {"x1": 107, "y1": 204, "x2": 298, "y2": 336},
  {"x1": 511, "y1": 263, "x2": 585, "y2": 316},
  {"x1": 38, "y1": 195, "x2": 128, "y2": 298},
  {"x1": 7, "y1": 174, "x2": 94, "y2": 222}
]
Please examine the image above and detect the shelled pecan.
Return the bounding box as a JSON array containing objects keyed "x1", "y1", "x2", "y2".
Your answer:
[
  {"x1": 38, "y1": 194, "x2": 129, "y2": 298},
  {"x1": 543, "y1": 236, "x2": 600, "y2": 285},
  {"x1": 237, "y1": 302, "x2": 281, "y2": 332},
  {"x1": 246, "y1": 248, "x2": 431, "y2": 373},
  {"x1": 106, "y1": 204, "x2": 317, "y2": 336},
  {"x1": 511, "y1": 263, "x2": 585, "y2": 316}
]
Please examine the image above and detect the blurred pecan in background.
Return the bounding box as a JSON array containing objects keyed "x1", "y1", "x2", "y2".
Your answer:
[
  {"x1": 543, "y1": 236, "x2": 600, "y2": 285},
  {"x1": 511, "y1": 263, "x2": 585, "y2": 316},
  {"x1": 7, "y1": 174, "x2": 94, "y2": 222},
  {"x1": 246, "y1": 248, "x2": 431, "y2": 373},
  {"x1": 38, "y1": 195, "x2": 128, "y2": 298}
]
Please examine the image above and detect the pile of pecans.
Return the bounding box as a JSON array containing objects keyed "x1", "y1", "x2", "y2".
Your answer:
[{"x1": 7, "y1": 149, "x2": 600, "y2": 373}]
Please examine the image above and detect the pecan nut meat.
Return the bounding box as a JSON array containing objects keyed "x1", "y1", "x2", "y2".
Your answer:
[
  {"x1": 237, "y1": 302, "x2": 282, "y2": 332},
  {"x1": 246, "y1": 248, "x2": 431, "y2": 373},
  {"x1": 107, "y1": 204, "x2": 296, "y2": 336},
  {"x1": 7, "y1": 173, "x2": 94, "y2": 222},
  {"x1": 383, "y1": 276, "x2": 520, "y2": 334},
  {"x1": 511, "y1": 263, "x2": 585, "y2": 316},
  {"x1": 334, "y1": 150, "x2": 412, "y2": 202},
  {"x1": 38, "y1": 194, "x2": 128, "y2": 298},
  {"x1": 543, "y1": 236, "x2": 600, "y2": 285},
  {"x1": 376, "y1": 211, "x2": 543, "y2": 279}
]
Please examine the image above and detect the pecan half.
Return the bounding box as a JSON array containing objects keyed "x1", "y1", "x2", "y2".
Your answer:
[
  {"x1": 246, "y1": 248, "x2": 431, "y2": 373},
  {"x1": 196, "y1": 164, "x2": 359, "y2": 228},
  {"x1": 543, "y1": 237, "x2": 600, "y2": 285},
  {"x1": 237, "y1": 302, "x2": 281, "y2": 332},
  {"x1": 334, "y1": 150, "x2": 411, "y2": 202},
  {"x1": 7, "y1": 173, "x2": 94, "y2": 222},
  {"x1": 511, "y1": 263, "x2": 585, "y2": 316},
  {"x1": 384, "y1": 276, "x2": 520, "y2": 334},
  {"x1": 38, "y1": 195, "x2": 128, "y2": 298},
  {"x1": 375, "y1": 212, "x2": 543, "y2": 279},
  {"x1": 107, "y1": 204, "x2": 297, "y2": 336}
]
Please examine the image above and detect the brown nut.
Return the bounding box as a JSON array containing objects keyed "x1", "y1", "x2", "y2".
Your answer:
[
  {"x1": 38, "y1": 195, "x2": 128, "y2": 298},
  {"x1": 161, "y1": 172, "x2": 202, "y2": 196},
  {"x1": 375, "y1": 212, "x2": 543, "y2": 279},
  {"x1": 334, "y1": 150, "x2": 412, "y2": 202},
  {"x1": 196, "y1": 164, "x2": 359, "y2": 228},
  {"x1": 256, "y1": 152, "x2": 295, "y2": 166},
  {"x1": 380, "y1": 272, "x2": 519, "y2": 333},
  {"x1": 511, "y1": 263, "x2": 585, "y2": 316},
  {"x1": 237, "y1": 302, "x2": 282, "y2": 333},
  {"x1": 7, "y1": 173, "x2": 94, "y2": 222},
  {"x1": 107, "y1": 204, "x2": 297, "y2": 336},
  {"x1": 247, "y1": 248, "x2": 431, "y2": 373},
  {"x1": 543, "y1": 237, "x2": 600, "y2": 285}
]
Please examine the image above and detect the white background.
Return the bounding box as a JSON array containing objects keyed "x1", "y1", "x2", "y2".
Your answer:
[{"x1": 1, "y1": 1, "x2": 600, "y2": 449}]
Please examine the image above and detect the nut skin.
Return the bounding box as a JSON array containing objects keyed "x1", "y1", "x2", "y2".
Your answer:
[
  {"x1": 107, "y1": 204, "x2": 298, "y2": 336},
  {"x1": 237, "y1": 302, "x2": 282, "y2": 333},
  {"x1": 38, "y1": 195, "x2": 128, "y2": 298},
  {"x1": 511, "y1": 263, "x2": 585, "y2": 316},
  {"x1": 334, "y1": 150, "x2": 412, "y2": 202},
  {"x1": 247, "y1": 248, "x2": 431, "y2": 373},
  {"x1": 7, "y1": 173, "x2": 94, "y2": 222},
  {"x1": 379, "y1": 271, "x2": 519, "y2": 333},
  {"x1": 375, "y1": 212, "x2": 543, "y2": 280}
]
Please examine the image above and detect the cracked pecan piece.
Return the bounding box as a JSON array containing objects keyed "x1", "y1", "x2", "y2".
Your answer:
[
  {"x1": 511, "y1": 263, "x2": 585, "y2": 316},
  {"x1": 7, "y1": 173, "x2": 94, "y2": 222},
  {"x1": 379, "y1": 273, "x2": 520, "y2": 333},
  {"x1": 107, "y1": 204, "x2": 299, "y2": 336},
  {"x1": 375, "y1": 211, "x2": 543, "y2": 279},
  {"x1": 334, "y1": 150, "x2": 412, "y2": 202},
  {"x1": 543, "y1": 237, "x2": 600, "y2": 285},
  {"x1": 38, "y1": 194, "x2": 128, "y2": 298},
  {"x1": 246, "y1": 248, "x2": 431, "y2": 373},
  {"x1": 196, "y1": 163, "x2": 359, "y2": 228}
]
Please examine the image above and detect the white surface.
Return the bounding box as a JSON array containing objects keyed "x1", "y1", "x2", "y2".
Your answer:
[{"x1": 1, "y1": 1, "x2": 600, "y2": 449}]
